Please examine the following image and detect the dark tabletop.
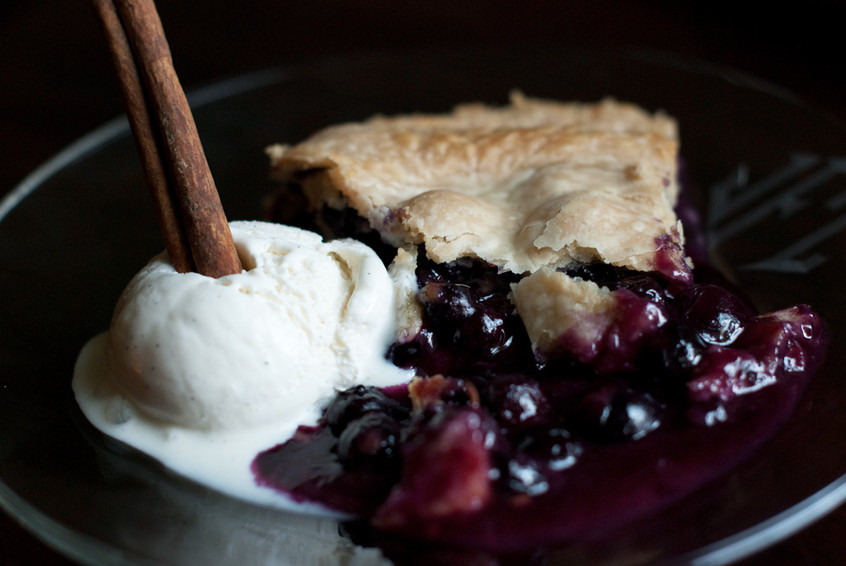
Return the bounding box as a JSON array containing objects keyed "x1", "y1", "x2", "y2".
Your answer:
[{"x1": 2, "y1": 1, "x2": 844, "y2": 564}]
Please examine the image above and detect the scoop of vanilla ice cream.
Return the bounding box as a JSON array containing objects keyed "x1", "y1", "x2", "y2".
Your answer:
[{"x1": 101, "y1": 220, "x2": 409, "y2": 432}]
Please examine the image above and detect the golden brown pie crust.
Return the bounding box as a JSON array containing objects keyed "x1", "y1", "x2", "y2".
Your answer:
[{"x1": 268, "y1": 93, "x2": 684, "y2": 275}]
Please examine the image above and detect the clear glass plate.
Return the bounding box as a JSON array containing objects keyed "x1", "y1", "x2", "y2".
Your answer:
[{"x1": 1, "y1": 45, "x2": 845, "y2": 566}]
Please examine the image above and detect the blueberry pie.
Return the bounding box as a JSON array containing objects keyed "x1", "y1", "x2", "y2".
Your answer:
[{"x1": 257, "y1": 94, "x2": 826, "y2": 551}]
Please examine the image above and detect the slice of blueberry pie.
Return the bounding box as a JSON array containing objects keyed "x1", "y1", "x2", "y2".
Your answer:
[{"x1": 257, "y1": 93, "x2": 826, "y2": 552}]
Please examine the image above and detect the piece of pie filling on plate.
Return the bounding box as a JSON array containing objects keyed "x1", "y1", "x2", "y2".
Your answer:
[
  {"x1": 267, "y1": 93, "x2": 688, "y2": 364},
  {"x1": 258, "y1": 94, "x2": 826, "y2": 547}
]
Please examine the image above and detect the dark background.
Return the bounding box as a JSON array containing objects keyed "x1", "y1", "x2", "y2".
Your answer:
[{"x1": 1, "y1": 1, "x2": 844, "y2": 564}]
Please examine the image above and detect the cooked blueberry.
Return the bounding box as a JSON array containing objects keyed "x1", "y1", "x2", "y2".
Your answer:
[
  {"x1": 422, "y1": 282, "x2": 476, "y2": 320},
  {"x1": 323, "y1": 385, "x2": 407, "y2": 434},
  {"x1": 573, "y1": 383, "x2": 664, "y2": 443},
  {"x1": 504, "y1": 454, "x2": 549, "y2": 496},
  {"x1": 389, "y1": 329, "x2": 441, "y2": 371},
  {"x1": 674, "y1": 284, "x2": 755, "y2": 347},
  {"x1": 617, "y1": 272, "x2": 669, "y2": 303},
  {"x1": 336, "y1": 412, "x2": 402, "y2": 463},
  {"x1": 518, "y1": 428, "x2": 583, "y2": 471},
  {"x1": 488, "y1": 378, "x2": 550, "y2": 432},
  {"x1": 663, "y1": 337, "x2": 705, "y2": 376}
]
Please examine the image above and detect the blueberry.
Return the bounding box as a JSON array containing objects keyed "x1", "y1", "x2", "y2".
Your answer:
[
  {"x1": 572, "y1": 383, "x2": 664, "y2": 443},
  {"x1": 422, "y1": 282, "x2": 476, "y2": 321},
  {"x1": 388, "y1": 329, "x2": 441, "y2": 370},
  {"x1": 518, "y1": 428, "x2": 583, "y2": 472},
  {"x1": 663, "y1": 337, "x2": 705, "y2": 376},
  {"x1": 336, "y1": 412, "x2": 402, "y2": 463},
  {"x1": 488, "y1": 378, "x2": 550, "y2": 432},
  {"x1": 616, "y1": 272, "x2": 667, "y2": 303},
  {"x1": 674, "y1": 284, "x2": 755, "y2": 347},
  {"x1": 504, "y1": 454, "x2": 549, "y2": 496},
  {"x1": 323, "y1": 385, "x2": 407, "y2": 435}
]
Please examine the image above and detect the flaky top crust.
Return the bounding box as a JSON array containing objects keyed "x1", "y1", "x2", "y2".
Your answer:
[{"x1": 268, "y1": 93, "x2": 684, "y2": 274}]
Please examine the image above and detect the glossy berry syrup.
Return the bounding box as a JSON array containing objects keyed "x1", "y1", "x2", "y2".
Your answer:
[{"x1": 254, "y1": 195, "x2": 828, "y2": 554}]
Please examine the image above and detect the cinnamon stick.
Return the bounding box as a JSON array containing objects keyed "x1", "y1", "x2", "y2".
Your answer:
[
  {"x1": 91, "y1": 0, "x2": 242, "y2": 277},
  {"x1": 91, "y1": 0, "x2": 192, "y2": 273}
]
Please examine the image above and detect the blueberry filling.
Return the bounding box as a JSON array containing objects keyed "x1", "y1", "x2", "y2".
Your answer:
[
  {"x1": 389, "y1": 251, "x2": 530, "y2": 377},
  {"x1": 254, "y1": 193, "x2": 827, "y2": 552}
]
